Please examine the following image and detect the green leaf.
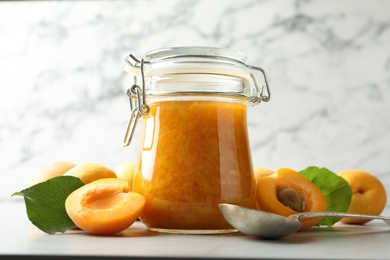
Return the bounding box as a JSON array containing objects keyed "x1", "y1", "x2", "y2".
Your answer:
[
  {"x1": 299, "y1": 166, "x2": 352, "y2": 227},
  {"x1": 12, "y1": 176, "x2": 84, "y2": 234}
]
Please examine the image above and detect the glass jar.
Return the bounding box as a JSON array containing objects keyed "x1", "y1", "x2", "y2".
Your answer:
[{"x1": 123, "y1": 46, "x2": 270, "y2": 234}]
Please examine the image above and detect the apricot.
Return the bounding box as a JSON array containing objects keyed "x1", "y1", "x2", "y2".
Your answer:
[
  {"x1": 338, "y1": 169, "x2": 387, "y2": 224},
  {"x1": 256, "y1": 168, "x2": 328, "y2": 230},
  {"x1": 64, "y1": 162, "x2": 117, "y2": 184},
  {"x1": 113, "y1": 161, "x2": 136, "y2": 189},
  {"x1": 31, "y1": 161, "x2": 76, "y2": 185},
  {"x1": 65, "y1": 178, "x2": 145, "y2": 234},
  {"x1": 253, "y1": 166, "x2": 274, "y2": 181}
]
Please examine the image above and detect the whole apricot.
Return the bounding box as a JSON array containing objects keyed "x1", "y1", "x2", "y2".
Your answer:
[
  {"x1": 338, "y1": 169, "x2": 387, "y2": 224},
  {"x1": 64, "y1": 162, "x2": 117, "y2": 184},
  {"x1": 31, "y1": 161, "x2": 76, "y2": 185},
  {"x1": 65, "y1": 178, "x2": 145, "y2": 235},
  {"x1": 253, "y1": 166, "x2": 274, "y2": 181},
  {"x1": 256, "y1": 168, "x2": 328, "y2": 230},
  {"x1": 113, "y1": 161, "x2": 136, "y2": 189}
]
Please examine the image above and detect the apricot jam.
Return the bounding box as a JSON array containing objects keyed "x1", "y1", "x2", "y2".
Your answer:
[
  {"x1": 123, "y1": 46, "x2": 271, "y2": 233},
  {"x1": 133, "y1": 99, "x2": 255, "y2": 232}
]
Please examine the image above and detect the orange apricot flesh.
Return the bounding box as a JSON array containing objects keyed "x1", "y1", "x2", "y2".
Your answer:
[
  {"x1": 256, "y1": 168, "x2": 328, "y2": 230},
  {"x1": 65, "y1": 178, "x2": 145, "y2": 235}
]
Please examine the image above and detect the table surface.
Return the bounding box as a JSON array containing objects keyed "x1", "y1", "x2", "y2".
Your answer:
[{"x1": 2, "y1": 199, "x2": 390, "y2": 260}]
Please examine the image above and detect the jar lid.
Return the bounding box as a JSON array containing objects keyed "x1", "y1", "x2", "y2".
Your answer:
[
  {"x1": 126, "y1": 46, "x2": 250, "y2": 79},
  {"x1": 124, "y1": 46, "x2": 270, "y2": 104},
  {"x1": 144, "y1": 46, "x2": 248, "y2": 64}
]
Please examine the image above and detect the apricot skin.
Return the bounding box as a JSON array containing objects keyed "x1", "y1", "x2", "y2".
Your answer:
[
  {"x1": 64, "y1": 162, "x2": 117, "y2": 184},
  {"x1": 256, "y1": 168, "x2": 328, "y2": 230},
  {"x1": 253, "y1": 166, "x2": 274, "y2": 181},
  {"x1": 338, "y1": 169, "x2": 387, "y2": 224},
  {"x1": 65, "y1": 178, "x2": 145, "y2": 235},
  {"x1": 30, "y1": 161, "x2": 76, "y2": 185},
  {"x1": 114, "y1": 161, "x2": 136, "y2": 189}
]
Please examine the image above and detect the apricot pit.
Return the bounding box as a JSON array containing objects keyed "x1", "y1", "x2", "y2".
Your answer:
[{"x1": 276, "y1": 186, "x2": 306, "y2": 212}]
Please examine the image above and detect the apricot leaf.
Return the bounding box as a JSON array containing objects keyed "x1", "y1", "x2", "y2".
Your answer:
[
  {"x1": 12, "y1": 176, "x2": 84, "y2": 234},
  {"x1": 299, "y1": 166, "x2": 352, "y2": 227}
]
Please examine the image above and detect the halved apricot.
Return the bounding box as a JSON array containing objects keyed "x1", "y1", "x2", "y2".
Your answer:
[
  {"x1": 65, "y1": 178, "x2": 145, "y2": 235},
  {"x1": 256, "y1": 168, "x2": 327, "y2": 230}
]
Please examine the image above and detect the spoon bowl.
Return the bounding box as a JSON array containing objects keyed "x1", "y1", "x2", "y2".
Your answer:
[{"x1": 219, "y1": 203, "x2": 390, "y2": 239}]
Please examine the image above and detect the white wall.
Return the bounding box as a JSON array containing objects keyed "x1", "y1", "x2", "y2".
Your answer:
[{"x1": 1, "y1": 0, "x2": 389, "y2": 201}]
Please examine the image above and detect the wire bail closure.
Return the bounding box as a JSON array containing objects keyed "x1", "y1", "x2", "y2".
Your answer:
[
  {"x1": 123, "y1": 54, "x2": 150, "y2": 147},
  {"x1": 247, "y1": 65, "x2": 271, "y2": 103}
]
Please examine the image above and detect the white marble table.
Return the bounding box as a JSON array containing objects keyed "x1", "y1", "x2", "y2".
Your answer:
[{"x1": 2, "y1": 199, "x2": 390, "y2": 260}]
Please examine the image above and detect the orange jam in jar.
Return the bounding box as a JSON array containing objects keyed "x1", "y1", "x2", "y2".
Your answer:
[{"x1": 123, "y1": 47, "x2": 270, "y2": 234}]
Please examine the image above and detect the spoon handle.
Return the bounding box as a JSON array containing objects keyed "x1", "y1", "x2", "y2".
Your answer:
[{"x1": 290, "y1": 211, "x2": 390, "y2": 225}]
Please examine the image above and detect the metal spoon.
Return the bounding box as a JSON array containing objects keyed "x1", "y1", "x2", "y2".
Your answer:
[{"x1": 219, "y1": 203, "x2": 390, "y2": 239}]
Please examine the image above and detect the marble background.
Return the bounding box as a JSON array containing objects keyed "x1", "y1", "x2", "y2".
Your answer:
[{"x1": 1, "y1": 0, "x2": 389, "y2": 202}]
